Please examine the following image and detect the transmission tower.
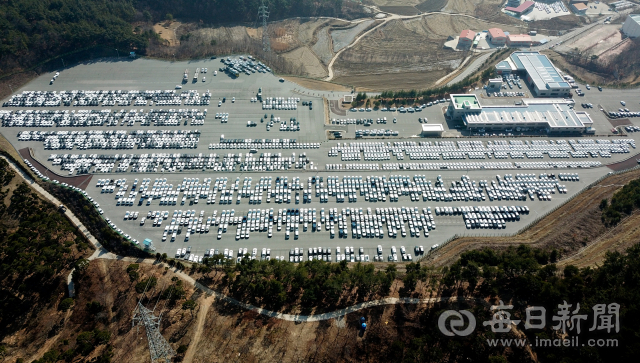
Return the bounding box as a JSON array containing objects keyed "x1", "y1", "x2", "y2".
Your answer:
[
  {"x1": 258, "y1": 0, "x2": 270, "y2": 52},
  {"x1": 132, "y1": 302, "x2": 175, "y2": 362},
  {"x1": 132, "y1": 282, "x2": 175, "y2": 363}
]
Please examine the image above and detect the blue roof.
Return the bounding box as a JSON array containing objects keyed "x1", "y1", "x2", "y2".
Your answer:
[
  {"x1": 510, "y1": 52, "x2": 570, "y2": 90},
  {"x1": 496, "y1": 61, "x2": 511, "y2": 70}
]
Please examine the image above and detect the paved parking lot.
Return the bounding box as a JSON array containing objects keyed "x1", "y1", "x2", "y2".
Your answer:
[{"x1": 2, "y1": 57, "x2": 639, "y2": 262}]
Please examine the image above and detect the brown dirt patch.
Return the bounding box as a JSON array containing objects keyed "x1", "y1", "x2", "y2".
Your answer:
[
  {"x1": 529, "y1": 14, "x2": 584, "y2": 32},
  {"x1": 421, "y1": 168, "x2": 640, "y2": 268},
  {"x1": 153, "y1": 21, "x2": 182, "y2": 46}
]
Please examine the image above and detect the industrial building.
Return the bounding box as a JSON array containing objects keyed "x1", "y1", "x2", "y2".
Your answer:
[
  {"x1": 571, "y1": 2, "x2": 588, "y2": 14},
  {"x1": 488, "y1": 28, "x2": 507, "y2": 45},
  {"x1": 447, "y1": 94, "x2": 593, "y2": 133},
  {"x1": 505, "y1": 1, "x2": 535, "y2": 15},
  {"x1": 622, "y1": 14, "x2": 640, "y2": 38},
  {"x1": 459, "y1": 30, "x2": 476, "y2": 47},
  {"x1": 494, "y1": 51, "x2": 571, "y2": 97},
  {"x1": 506, "y1": 34, "x2": 533, "y2": 47}
]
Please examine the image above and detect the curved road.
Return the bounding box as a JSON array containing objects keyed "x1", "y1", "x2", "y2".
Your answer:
[{"x1": 2, "y1": 155, "x2": 488, "y2": 321}]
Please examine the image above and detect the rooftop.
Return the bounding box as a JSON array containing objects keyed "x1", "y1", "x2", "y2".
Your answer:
[
  {"x1": 505, "y1": 1, "x2": 535, "y2": 13},
  {"x1": 488, "y1": 28, "x2": 506, "y2": 39},
  {"x1": 463, "y1": 102, "x2": 590, "y2": 129},
  {"x1": 508, "y1": 34, "x2": 532, "y2": 42},
  {"x1": 451, "y1": 94, "x2": 481, "y2": 110},
  {"x1": 422, "y1": 124, "x2": 444, "y2": 132},
  {"x1": 628, "y1": 14, "x2": 640, "y2": 22},
  {"x1": 510, "y1": 51, "x2": 570, "y2": 90},
  {"x1": 572, "y1": 3, "x2": 588, "y2": 10},
  {"x1": 460, "y1": 29, "x2": 476, "y2": 40}
]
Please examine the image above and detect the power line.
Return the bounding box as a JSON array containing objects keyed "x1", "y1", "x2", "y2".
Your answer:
[
  {"x1": 258, "y1": 0, "x2": 270, "y2": 52},
  {"x1": 132, "y1": 277, "x2": 175, "y2": 362}
]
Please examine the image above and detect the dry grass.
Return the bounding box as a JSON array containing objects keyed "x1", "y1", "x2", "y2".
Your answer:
[
  {"x1": 415, "y1": 0, "x2": 449, "y2": 12},
  {"x1": 331, "y1": 14, "x2": 521, "y2": 89},
  {"x1": 280, "y1": 46, "x2": 328, "y2": 78},
  {"x1": 153, "y1": 21, "x2": 182, "y2": 46},
  {"x1": 282, "y1": 76, "x2": 351, "y2": 91},
  {"x1": 378, "y1": 5, "x2": 421, "y2": 15}
]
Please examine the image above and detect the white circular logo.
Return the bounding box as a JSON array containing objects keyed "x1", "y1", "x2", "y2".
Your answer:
[{"x1": 438, "y1": 310, "x2": 476, "y2": 337}]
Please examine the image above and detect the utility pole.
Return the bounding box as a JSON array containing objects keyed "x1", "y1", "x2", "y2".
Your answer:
[
  {"x1": 258, "y1": 0, "x2": 270, "y2": 52},
  {"x1": 61, "y1": 58, "x2": 65, "y2": 68},
  {"x1": 116, "y1": 48, "x2": 120, "y2": 58}
]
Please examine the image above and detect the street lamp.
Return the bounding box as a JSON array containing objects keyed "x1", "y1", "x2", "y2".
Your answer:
[
  {"x1": 61, "y1": 58, "x2": 65, "y2": 68},
  {"x1": 116, "y1": 48, "x2": 119, "y2": 58},
  {"x1": 9, "y1": 84, "x2": 13, "y2": 94}
]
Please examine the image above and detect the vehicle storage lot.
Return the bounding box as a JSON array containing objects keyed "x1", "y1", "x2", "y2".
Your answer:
[{"x1": 2, "y1": 57, "x2": 639, "y2": 263}]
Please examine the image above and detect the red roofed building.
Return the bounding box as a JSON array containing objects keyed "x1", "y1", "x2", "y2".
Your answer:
[
  {"x1": 458, "y1": 30, "x2": 476, "y2": 47},
  {"x1": 507, "y1": 34, "x2": 533, "y2": 47},
  {"x1": 505, "y1": 1, "x2": 535, "y2": 14},
  {"x1": 488, "y1": 28, "x2": 507, "y2": 45}
]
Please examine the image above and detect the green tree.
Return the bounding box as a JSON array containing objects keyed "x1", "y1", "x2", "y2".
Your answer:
[
  {"x1": 182, "y1": 299, "x2": 197, "y2": 315},
  {"x1": 143, "y1": 10, "x2": 152, "y2": 22},
  {"x1": 165, "y1": 13, "x2": 174, "y2": 21},
  {"x1": 59, "y1": 298, "x2": 75, "y2": 311}
]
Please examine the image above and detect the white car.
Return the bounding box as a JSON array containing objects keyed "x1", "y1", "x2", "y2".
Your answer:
[
  {"x1": 202, "y1": 77, "x2": 206, "y2": 82},
  {"x1": 176, "y1": 85, "x2": 182, "y2": 89}
]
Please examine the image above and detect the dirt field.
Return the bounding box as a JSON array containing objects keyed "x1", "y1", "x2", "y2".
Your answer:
[
  {"x1": 153, "y1": 21, "x2": 182, "y2": 46},
  {"x1": 281, "y1": 46, "x2": 328, "y2": 78},
  {"x1": 371, "y1": 0, "x2": 423, "y2": 5},
  {"x1": 421, "y1": 168, "x2": 640, "y2": 268},
  {"x1": 415, "y1": 0, "x2": 449, "y2": 12},
  {"x1": 333, "y1": 69, "x2": 449, "y2": 91},
  {"x1": 332, "y1": 14, "x2": 521, "y2": 89},
  {"x1": 282, "y1": 76, "x2": 352, "y2": 91},
  {"x1": 559, "y1": 25, "x2": 629, "y2": 64},
  {"x1": 331, "y1": 20, "x2": 376, "y2": 52},
  {"x1": 442, "y1": 0, "x2": 480, "y2": 14},
  {"x1": 529, "y1": 14, "x2": 584, "y2": 32},
  {"x1": 543, "y1": 50, "x2": 630, "y2": 85},
  {"x1": 379, "y1": 5, "x2": 421, "y2": 15},
  {"x1": 311, "y1": 26, "x2": 334, "y2": 64}
]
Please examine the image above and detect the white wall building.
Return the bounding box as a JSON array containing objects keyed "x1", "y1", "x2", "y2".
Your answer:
[{"x1": 622, "y1": 14, "x2": 640, "y2": 38}]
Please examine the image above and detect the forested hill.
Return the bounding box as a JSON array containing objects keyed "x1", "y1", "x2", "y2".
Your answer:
[
  {"x1": 0, "y1": 0, "x2": 149, "y2": 73},
  {"x1": 0, "y1": 0, "x2": 356, "y2": 78},
  {"x1": 137, "y1": 0, "x2": 348, "y2": 24}
]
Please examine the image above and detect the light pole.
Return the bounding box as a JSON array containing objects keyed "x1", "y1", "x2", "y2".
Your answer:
[
  {"x1": 9, "y1": 84, "x2": 13, "y2": 94},
  {"x1": 61, "y1": 58, "x2": 65, "y2": 68},
  {"x1": 116, "y1": 48, "x2": 119, "y2": 58}
]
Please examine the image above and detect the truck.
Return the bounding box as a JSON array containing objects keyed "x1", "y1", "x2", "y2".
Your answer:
[{"x1": 193, "y1": 68, "x2": 200, "y2": 82}]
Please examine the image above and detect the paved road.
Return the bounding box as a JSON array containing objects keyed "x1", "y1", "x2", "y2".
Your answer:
[{"x1": 447, "y1": 51, "x2": 495, "y2": 86}]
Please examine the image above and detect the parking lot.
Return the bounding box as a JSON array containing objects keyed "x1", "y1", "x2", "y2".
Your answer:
[{"x1": 3, "y1": 57, "x2": 640, "y2": 263}]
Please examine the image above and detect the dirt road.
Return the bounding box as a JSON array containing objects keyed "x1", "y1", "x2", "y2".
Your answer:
[{"x1": 183, "y1": 294, "x2": 216, "y2": 363}]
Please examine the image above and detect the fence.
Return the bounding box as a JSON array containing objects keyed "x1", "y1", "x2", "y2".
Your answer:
[{"x1": 416, "y1": 164, "x2": 640, "y2": 263}]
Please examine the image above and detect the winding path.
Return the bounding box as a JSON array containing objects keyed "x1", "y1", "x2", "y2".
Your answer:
[
  {"x1": 2, "y1": 154, "x2": 488, "y2": 322},
  {"x1": 323, "y1": 11, "x2": 527, "y2": 82}
]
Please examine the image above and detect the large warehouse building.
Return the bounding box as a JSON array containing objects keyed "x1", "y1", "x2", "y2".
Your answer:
[
  {"x1": 447, "y1": 94, "x2": 593, "y2": 134},
  {"x1": 622, "y1": 14, "x2": 640, "y2": 38},
  {"x1": 495, "y1": 51, "x2": 571, "y2": 97}
]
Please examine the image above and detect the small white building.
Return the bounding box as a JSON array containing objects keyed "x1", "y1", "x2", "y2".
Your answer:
[
  {"x1": 622, "y1": 14, "x2": 640, "y2": 38},
  {"x1": 421, "y1": 124, "x2": 444, "y2": 137}
]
